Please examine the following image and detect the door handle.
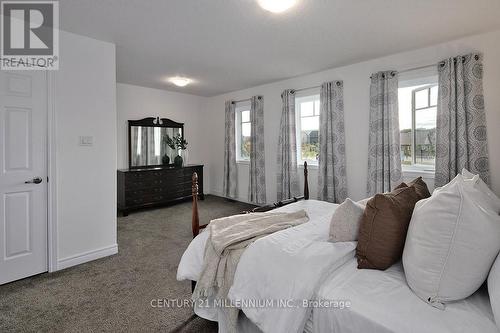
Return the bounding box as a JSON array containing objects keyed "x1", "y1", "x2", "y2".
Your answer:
[{"x1": 25, "y1": 177, "x2": 43, "y2": 184}]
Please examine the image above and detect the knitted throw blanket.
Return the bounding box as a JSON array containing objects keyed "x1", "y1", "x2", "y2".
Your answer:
[{"x1": 193, "y1": 210, "x2": 309, "y2": 332}]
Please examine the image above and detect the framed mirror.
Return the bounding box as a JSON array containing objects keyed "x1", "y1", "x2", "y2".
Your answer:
[{"x1": 128, "y1": 117, "x2": 184, "y2": 169}]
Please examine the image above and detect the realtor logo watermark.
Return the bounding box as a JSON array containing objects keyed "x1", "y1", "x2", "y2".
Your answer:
[{"x1": 1, "y1": 0, "x2": 59, "y2": 70}]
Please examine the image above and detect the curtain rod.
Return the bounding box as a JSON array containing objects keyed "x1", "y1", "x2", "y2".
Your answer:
[
  {"x1": 291, "y1": 81, "x2": 342, "y2": 94},
  {"x1": 373, "y1": 54, "x2": 480, "y2": 78},
  {"x1": 292, "y1": 85, "x2": 320, "y2": 93},
  {"x1": 398, "y1": 63, "x2": 436, "y2": 75},
  {"x1": 231, "y1": 96, "x2": 262, "y2": 104},
  {"x1": 370, "y1": 64, "x2": 436, "y2": 79}
]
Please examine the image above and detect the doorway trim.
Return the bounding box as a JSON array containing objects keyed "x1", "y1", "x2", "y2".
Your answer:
[{"x1": 47, "y1": 72, "x2": 58, "y2": 272}]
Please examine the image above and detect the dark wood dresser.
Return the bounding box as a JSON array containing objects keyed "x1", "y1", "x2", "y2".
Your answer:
[{"x1": 117, "y1": 164, "x2": 204, "y2": 216}]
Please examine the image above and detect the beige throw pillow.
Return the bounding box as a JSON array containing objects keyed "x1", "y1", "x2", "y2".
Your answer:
[
  {"x1": 357, "y1": 197, "x2": 371, "y2": 207},
  {"x1": 329, "y1": 198, "x2": 365, "y2": 242}
]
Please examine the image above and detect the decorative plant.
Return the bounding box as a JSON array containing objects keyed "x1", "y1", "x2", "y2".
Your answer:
[
  {"x1": 164, "y1": 134, "x2": 188, "y2": 167},
  {"x1": 164, "y1": 134, "x2": 188, "y2": 151}
]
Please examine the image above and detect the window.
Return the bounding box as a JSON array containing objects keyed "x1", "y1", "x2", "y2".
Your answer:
[
  {"x1": 296, "y1": 94, "x2": 320, "y2": 165},
  {"x1": 236, "y1": 106, "x2": 251, "y2": 161},
  {"x1": 398, "y1": 75, "x2": 438, "y2": 171}
]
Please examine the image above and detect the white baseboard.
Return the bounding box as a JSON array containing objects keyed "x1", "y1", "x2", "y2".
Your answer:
[
  {"x1": 209, "y1": 189, "x2": 224, "y2": 197},
  {"x1": 57, "y1": 244, "x2": 118, "y2": 270},
  {"x1": 209, "y1": 189, "x2": 254, "y2": 205}
]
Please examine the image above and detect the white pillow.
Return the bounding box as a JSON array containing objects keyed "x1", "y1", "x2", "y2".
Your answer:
[
  {"x1": 489, "y1": 254, "x2": 500, "y2": 328},
  {"x1": 357, "y1": 197, "x2": 371, "y2": 207},
  {"x1": 462, "y1": 168, "x2": 500, "y2": 213},
  {"x1": 329, "y1": 198, "x2": 365, "y2": 242},
  {"x1": 403, "y1": 174, "x2": 500, "y2": 308}
]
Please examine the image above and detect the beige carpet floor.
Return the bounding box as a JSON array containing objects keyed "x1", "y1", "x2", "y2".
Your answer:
[{"x1": 0, "y1": 195, "x2": 255, "y2": 333}]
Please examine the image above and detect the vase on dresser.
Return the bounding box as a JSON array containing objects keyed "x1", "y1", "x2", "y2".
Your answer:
[
  {"x1": 182, "y1": 149, "x2": 189, "y2": 165},
  {"x1": 174, "y1": 149, "x2": 189, "y2": 167},
  {"x1": 174, "y1": 154, "x2": 183, "y2": 167},
  {"x1": 161, "y1": 154, "x2": 170, "y2": 165}
]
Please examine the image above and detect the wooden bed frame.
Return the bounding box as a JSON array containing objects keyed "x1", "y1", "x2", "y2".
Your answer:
[{"x1": 191, "y1": 162, "x2": 310, "y2": 238}]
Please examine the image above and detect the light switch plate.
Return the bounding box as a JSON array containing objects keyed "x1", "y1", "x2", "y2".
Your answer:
[{"x1": 79, "y1": 136, "x2": 93, "y2": 146}]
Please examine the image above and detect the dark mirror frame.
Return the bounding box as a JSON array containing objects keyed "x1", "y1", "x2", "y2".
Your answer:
[{"x1": 128, "y1": 117, "x2": 184, "y2": 169}]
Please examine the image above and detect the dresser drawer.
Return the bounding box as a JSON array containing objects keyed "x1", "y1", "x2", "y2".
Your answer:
[
  {"x1": 125, "y1": 190, "x2": 191, "y2": 206},
  {"x1": 117, "y1": 165, "x2": 204, "y2": 215},
  {"x1": 183, "y1": 166, "x2": 201, "y2": 174},
  {"x1": 126, "y1": 194, "x2": 165, "y2": 206},
  {"x1": 125, "y1": 187, "x2": 163, "y2": 198},
  {"x1": 127, "y1": 179, "x2": 167, "y2": 190}
]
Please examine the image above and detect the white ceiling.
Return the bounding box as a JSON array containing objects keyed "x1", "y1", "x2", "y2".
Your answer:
[{"x1": 59, "y1": 0, "x2": 500, "y2": 97}]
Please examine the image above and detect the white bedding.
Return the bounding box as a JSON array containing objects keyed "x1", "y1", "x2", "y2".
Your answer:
[
  {"x1": 177, "y1": 200, "x2": 356, "y2": 332},
  {"x1": 177, "y1": 200, "x2": 342, "y2": 282},
  {"x1": 177, "y1": 199, "x2": 497, "y2": 333},
  {"x1": 313, "y1": 259, "x2": 498, "y2": 333},
  {"x1": 228, "y1": 200, "x2": 355, "y2": 333}
]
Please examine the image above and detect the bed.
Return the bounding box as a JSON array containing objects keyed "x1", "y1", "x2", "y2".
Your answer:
[
  {"x1": 177, "y1": 168, "x2": 498, "y2": 333},
  {"x1": 177, "y1": 198, "x2": 356, "y2": 332},
  {"x1": 312, "y1": 259, "x2": 497, "y2": 333}
]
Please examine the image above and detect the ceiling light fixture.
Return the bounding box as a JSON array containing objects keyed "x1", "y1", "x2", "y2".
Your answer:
[
  {"x1": 257, "y1": 0, "x2": 297, "y2": 13},
  {"x1": 169, "y1": 76, "x2": 191, "y2": 87}
]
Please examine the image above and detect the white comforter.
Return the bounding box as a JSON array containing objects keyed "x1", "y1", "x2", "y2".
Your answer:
[
  {"x1": 313, "y1": 259, "x2": 498, "y2": 333},
  {"x1": 177, "y1": 200, "x2": 357, "y2": 333}
]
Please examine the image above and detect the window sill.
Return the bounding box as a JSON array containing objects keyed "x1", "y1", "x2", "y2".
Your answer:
[
  {"x1": 402, "y1": 167, "x2": 435, "y2": 179},
  {"x1": 299, "y1": 162, "x2": 318, "y2": 169},
  {"x1": 236, "y1": 160, "x2": 250, "y2": 165}
]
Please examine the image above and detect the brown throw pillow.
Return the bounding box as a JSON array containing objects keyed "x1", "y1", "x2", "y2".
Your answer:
[
  {"x1": 356, "y1": 185, "x2": 420, "y2": 270},
  {"x1": 406, "y1": 176, "x2": 431, "y2": 199},
  {"x1": 393, "y1": 182, "x2": 408, "y2": 191}
]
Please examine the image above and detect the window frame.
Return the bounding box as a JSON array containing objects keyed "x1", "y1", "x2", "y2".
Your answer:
[
  {"x1": 398, "y1": 73, "x2": 438, "y2": 173},
  {"x1": 235, "y1": 103, "x2": 251, "y2": 163},
  {"x1": 410, "y1": 84, "x2": 437, "y2": 171},
  {"x1": 295, "y1": 92, "x2": 321, "y2": 166}
]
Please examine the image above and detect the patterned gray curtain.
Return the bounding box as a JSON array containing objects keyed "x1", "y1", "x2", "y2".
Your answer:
[
  {"x1": 147, "y1": 127, "x2": 158, "y2": 165},
  {"x1": 139, "y1": 127, "x2": 148, "y2": 166},
  {"x1": 131, "y1": 126, "x2": 140, "y2": 166},
  {"x1": 160, "y1": 128, "x2": 167, "y2": 162},
  {"x1": 248, "y1": 96, "x2": 266, "y2": 204},
  {"x1": 277, "y1": 90, "x2": 300, "y2": 201},
  {"x1": 366, "y1": 71, "x2": 402, "y2": 196},
  {"x1": 435, "y1": 53, "x2": 490, "y2": 186},
  {"x1": 318, "y1": 81, "x2": 348, "y2": 203},
  {"x1": 223, "y1": 100, "x2": 237, "y2": 198}
]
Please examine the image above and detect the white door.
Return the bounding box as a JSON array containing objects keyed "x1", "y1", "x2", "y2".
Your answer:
[{"x1": 0, "y1": 70, "x2": 48, "y2": 284}]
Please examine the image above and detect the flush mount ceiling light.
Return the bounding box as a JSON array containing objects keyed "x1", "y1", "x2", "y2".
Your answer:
[
  {"x1": 257, "y1": 0, "x2": 297, "y2": 13},
  {"x1": 169, "y1": 76, "x2": 191, "y2": 87}
]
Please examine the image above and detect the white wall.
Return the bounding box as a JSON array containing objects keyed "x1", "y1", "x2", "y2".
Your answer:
[
  {"x1": 116, "y1": 84, "x2": 207, "y2": 171},
  {"x1": 202, "y1": 30, "x2": 500, "y2": 203},
  {"x1": 54, "y1": 31, "x2": 117, "y2": 269}
]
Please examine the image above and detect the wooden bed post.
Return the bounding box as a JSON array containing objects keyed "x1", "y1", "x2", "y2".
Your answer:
[
  {"x1": 191, "y1": 161, "x2": 310, "y2": 237},
  {"x1": 192, "y1": 172, "x2": 200, "y2": 237},
  {"x1": 304, "y1": 161, "x2": 309, "y2": 200}
]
